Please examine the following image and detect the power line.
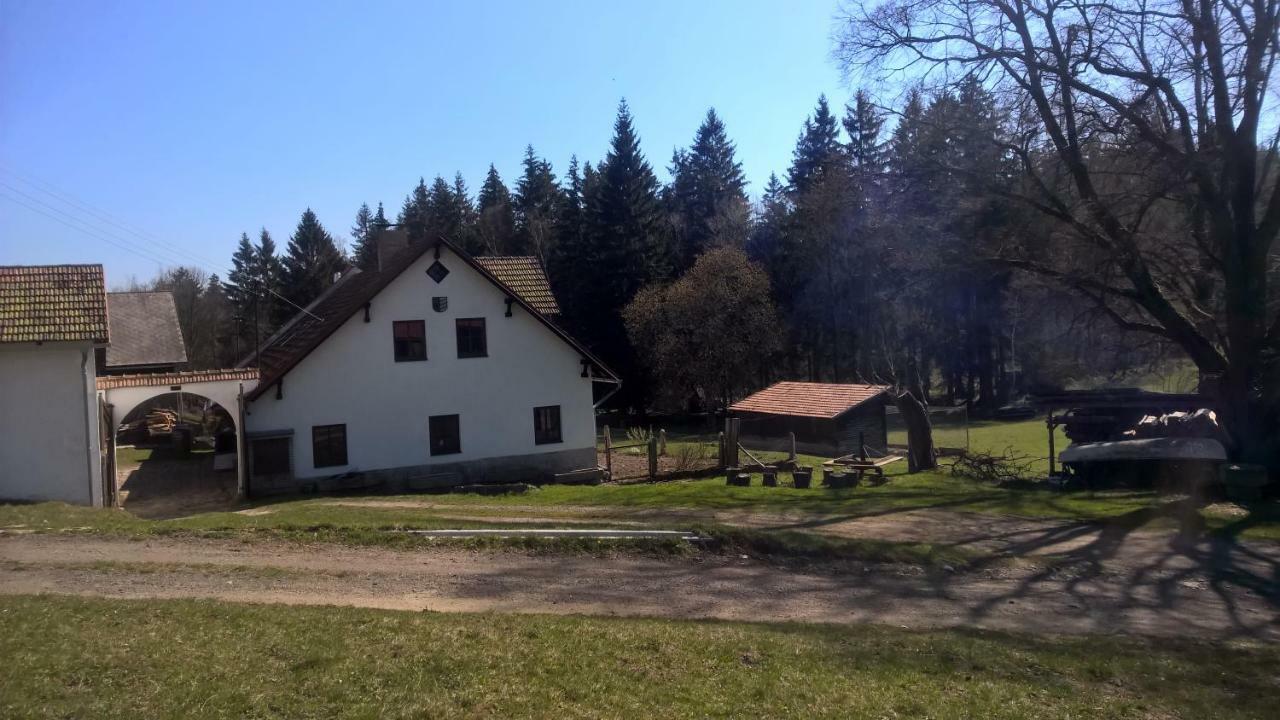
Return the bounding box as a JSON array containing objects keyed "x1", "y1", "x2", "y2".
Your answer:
[
  {"x1": 1, "y1": 185, "x2": 324, "y2": 323},
  {"x1": 0, "y1": 165, "x2": 229, "y2": 271},
  {"x1": 0, "y1": 190, "x2": 184, "y2": 268}
]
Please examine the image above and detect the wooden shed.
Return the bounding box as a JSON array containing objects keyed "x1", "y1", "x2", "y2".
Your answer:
[{"x1": 730, "y1": 382, "x2": 890, "y2": 457}]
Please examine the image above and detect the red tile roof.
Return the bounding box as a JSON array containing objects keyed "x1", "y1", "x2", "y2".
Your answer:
[
  {"x1": 474, "y1": 256, "x2": 561, "y2": 316},
  {"x1": 0, "y1": 264, "x2": 109, "y2": 344},
  {"x1": 97, "y1": 368, "x2": 258, "y2": 390},
  {"x1": 730, "y1": 382, "x2": 890, "y2": 419}
]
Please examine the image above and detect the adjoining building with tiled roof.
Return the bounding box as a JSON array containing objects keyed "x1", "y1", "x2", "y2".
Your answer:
[
  {"x1": 731, "y1": 381, "x2": 891, "y2": 457},
  {"x1": 236, "y1": 230, "x2": 617, "y2": 496},
  {"x1": 1, "y1": 264, "x2": 110, "y2": 507},
  {"x1": 474, "y1": 256, "x2": 561, "y2": 317},
  {"x1": 101, "y1": 291, "x2": 188, "y2": 374},
  {"x1": 0, "y1": 264, "x2": 109, "y2": 344}
]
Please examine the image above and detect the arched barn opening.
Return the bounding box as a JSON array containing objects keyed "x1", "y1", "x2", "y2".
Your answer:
[
  {"x1": 112, "y1": 392, "x2": 237, "y2": 516},
  {"x1": 97, "y1": 369, "x2": 258, "y2": 517}
]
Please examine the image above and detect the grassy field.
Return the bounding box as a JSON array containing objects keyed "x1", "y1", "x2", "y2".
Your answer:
[
  {"x1": 4, "y1": 418, "x2": 1274, "y2": 547},
  {"x1": 0, "y1": 595, "x2": 1275, "y2": 719}
]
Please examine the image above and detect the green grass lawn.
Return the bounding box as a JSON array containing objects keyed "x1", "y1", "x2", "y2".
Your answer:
[
  {"x1": 0, "y1": 595, "x2": 1274, "y2": 719},
  {"x1": 4, "y1": 418, "x2": 1273, "y2": 547}
]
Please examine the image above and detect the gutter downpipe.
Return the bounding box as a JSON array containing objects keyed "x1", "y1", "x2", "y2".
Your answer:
[
  {"x1": 81, "y1": 348, "x2": 98, "y2": 506},
  {"x1": 236, "y1": 383, "x2": 249, "y2": 501}
]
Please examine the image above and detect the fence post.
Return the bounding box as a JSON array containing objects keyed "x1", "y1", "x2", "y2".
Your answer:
[
  {"x1": 603, "y1": 425, "x2": 613, "y2": 478},
  {"x1": 658, "y1": 429, "x2": 667, "y2": 456},
  {"x1": 729, "y1": 418, "x2": 741, "y2": 468},
  {"x1": 647, "y1": 436, "x2": 658, "y2": 479},
  {"x1": 788, "y1": 431, "x2": 796, "y2": 462},
  {"x1": 718, "y1": 431, "x2": 726, "y2": 468}
]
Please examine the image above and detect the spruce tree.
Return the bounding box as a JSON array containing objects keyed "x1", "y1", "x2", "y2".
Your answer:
[
  {"x1": 548, "y1": 155, "x2": 587, "y2": 307},
  {"x1": 514, "y1": 145, "x2": 561, "y2": 260},
  {"x1": 350, "y1": 202, "x2": 377, "y2": 271},
  {"x1": 254, "y1": 229, "x2": 286, "y2": 328},
  {"x1": 843, "y1": 90, "x2": 886, "y2": 174},
  {"x1": 451, "y1": 172, "x2": 480, "y2": 253},
  {"x1": 398, "y1": 178, "x2": 430, "y2": 242},
  {"x1": 668, "y1": 108, "x2": 749, "y2": 269},
  {"x1": 426, "y1": 175, "x2": 462, "y2": 242},
  {"x1": 225, "y1": 233, "x2": 259, "y2": 313},
  {"x1": 787, "y1": 95, "x2": 843, "y2": 195},
  {"x1": 282, "y1": 208, "x2": 346, "y2": 308},
  {"x1": 476, "y1": 164, "x2": 516, "y2": 255},
  {"x1": 574, "y1": 100, "x2": 669, "y2": 408}
]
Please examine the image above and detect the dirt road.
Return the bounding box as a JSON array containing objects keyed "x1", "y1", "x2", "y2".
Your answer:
[{"x1": 2, "y1": 534, "x2": 1276, "y2": 640}]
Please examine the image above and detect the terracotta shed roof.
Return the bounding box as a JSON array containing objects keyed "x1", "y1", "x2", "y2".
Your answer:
[
  {"x1": 0, "y1": 264, "x2": 109, "y2": 344},
  {"x1": 730, "y1": 381, "x2": 890, "y2": 420},
  {"x1": 104, "y1": 291, "x2": 188, "y2": 368},
  {"x1": 474, "y1": 256, "x2": 561, "y2": 316}
]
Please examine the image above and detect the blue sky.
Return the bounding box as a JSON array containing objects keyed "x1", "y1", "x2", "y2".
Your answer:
[{"x1": 1, "y1": 0, "x2": 855, "y2": 285}]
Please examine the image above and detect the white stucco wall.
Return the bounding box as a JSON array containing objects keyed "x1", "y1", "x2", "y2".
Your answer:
[
  {"x1": 245, "y1": 247, "x2": 598, "y2": 479},
  {"x1": 0, "y1": 343, "x2": 102, "y2": 505},
  {"x1": 102, "y1": 380, "x2": 252, "y2": 434}
]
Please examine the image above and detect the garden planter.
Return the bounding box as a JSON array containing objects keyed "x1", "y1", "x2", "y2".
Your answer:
[
  {"x1": 762, "y1": 470, "x2": 778, "y2": 487},
  {"x1": 793, "y1": 468, "x2": 812, "y2": 489}
]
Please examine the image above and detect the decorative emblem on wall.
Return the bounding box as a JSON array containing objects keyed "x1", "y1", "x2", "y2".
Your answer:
[{"x1": 432, "y1": 296, "x2": 448, "y2": 312}]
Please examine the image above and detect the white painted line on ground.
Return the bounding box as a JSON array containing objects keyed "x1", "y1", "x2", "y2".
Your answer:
[{"x1": 401, "y1": 529, "x2": 704, "y2": 541}]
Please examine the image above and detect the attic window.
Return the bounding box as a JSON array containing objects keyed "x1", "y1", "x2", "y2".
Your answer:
[{"x1": 426, "y1": 261, "x2": 449, "y2": 283}]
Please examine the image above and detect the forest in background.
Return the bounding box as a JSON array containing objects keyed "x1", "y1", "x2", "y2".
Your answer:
[
  {"x1": 120, "y1": 0, "x2": 1280, "y2": 472},
  {"x1": 126, "y1": 90, "x2": 1175, "y2": 414}
]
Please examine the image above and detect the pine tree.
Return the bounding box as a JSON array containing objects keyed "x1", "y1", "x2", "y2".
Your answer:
[
  {"x1": 788, "y1": 95, "x2": 843, "y2": 195},
  {"x1": 514, "y1": 145, "x2": 561, "y2": 260},
  {"x1": 282, "y1": 208, "x2": 346, "y2": 308},
  {"x1": 476, "y1": 164, "x2": 516, "y2": 255},
  {"x1": 425, "y1": 175, "x2": 461, "y2": 242},
  {"x1": 668, "y1": 108, "x2": 750, "y2": 269},
  {"x1": 575, "y1": 100, "x2": 670, "y2": 408},
  {"x1": 548, "y1": 155, "x2": 587, "y2": 307},
  {"x1": 451, "y1": 172, "x2": 479, "y2": 253},
  {"x1": 398, "y1": 177, "x2": 430, "y2": 242},
  {"x1": 350, "y1": 202, "x2": 377, "y2": 271},
  {"x1": 843, "y1": 90, "x2": 886, "y2": 174},
  {"x1": 587, "y1": 99, "x2": 668, "y2": 289},
  {"x1": 225, "y1": 233, "x2": 259, "y2": 313},
  {"x1": 254, "y1": 229, "x2": 286, "y2": 328}
]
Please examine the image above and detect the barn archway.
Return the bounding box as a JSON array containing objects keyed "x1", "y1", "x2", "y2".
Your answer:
[
  {"x1": 111, "y1": 392, "x2": 237, "y2": 517},
  {"x1": 97, "y1": 369, "x2": 258, "y2": 516}
]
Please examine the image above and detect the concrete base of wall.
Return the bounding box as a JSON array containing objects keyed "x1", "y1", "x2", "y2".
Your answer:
[{"x1": 250, "y1": 447, "x2": 597, "y2": 497}]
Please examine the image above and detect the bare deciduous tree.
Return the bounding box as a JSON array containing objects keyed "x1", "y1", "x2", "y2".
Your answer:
[{"x1": 836, "y1": 0, "x2": 1280, "y2": 463}]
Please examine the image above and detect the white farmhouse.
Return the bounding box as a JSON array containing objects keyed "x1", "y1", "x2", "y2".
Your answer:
[
  {"x1": 0, "y1": 264, "x2": 110, "y2": 505},
  {"x1": 239, "y1": 232, "x2": 618, "y2": 494}
]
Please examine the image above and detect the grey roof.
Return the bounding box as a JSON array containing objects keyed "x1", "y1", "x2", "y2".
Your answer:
[{"x1": 104, "y1": 291, "x2": 188, "y2": 368}]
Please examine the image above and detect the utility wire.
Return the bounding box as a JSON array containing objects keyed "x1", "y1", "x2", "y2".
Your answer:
[
  {"x1": 0, "y1": 167, "x2": 228, "y2": 270},
  {"x1": 1, "y1": 180, "x2": 324, "y2": 322}
]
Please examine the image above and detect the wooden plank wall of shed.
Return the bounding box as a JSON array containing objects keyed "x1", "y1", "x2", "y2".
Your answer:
[{"x1": 836, "y1": 399, "x2": 888, "y2": 454}]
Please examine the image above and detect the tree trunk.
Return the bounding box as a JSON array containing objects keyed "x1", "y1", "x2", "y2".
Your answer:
[{"x1": 895, "y1": 390, "x2": 937, "y2": 473}]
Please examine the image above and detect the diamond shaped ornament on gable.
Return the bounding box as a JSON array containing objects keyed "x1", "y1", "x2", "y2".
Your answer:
[{"x1": 426, "y1": 261, "x2": 449, "y2": 283}]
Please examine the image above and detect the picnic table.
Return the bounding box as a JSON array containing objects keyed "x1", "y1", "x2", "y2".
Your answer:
[{"x1": 822, "y1": 453, "x2": 902, "y2": 484}]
